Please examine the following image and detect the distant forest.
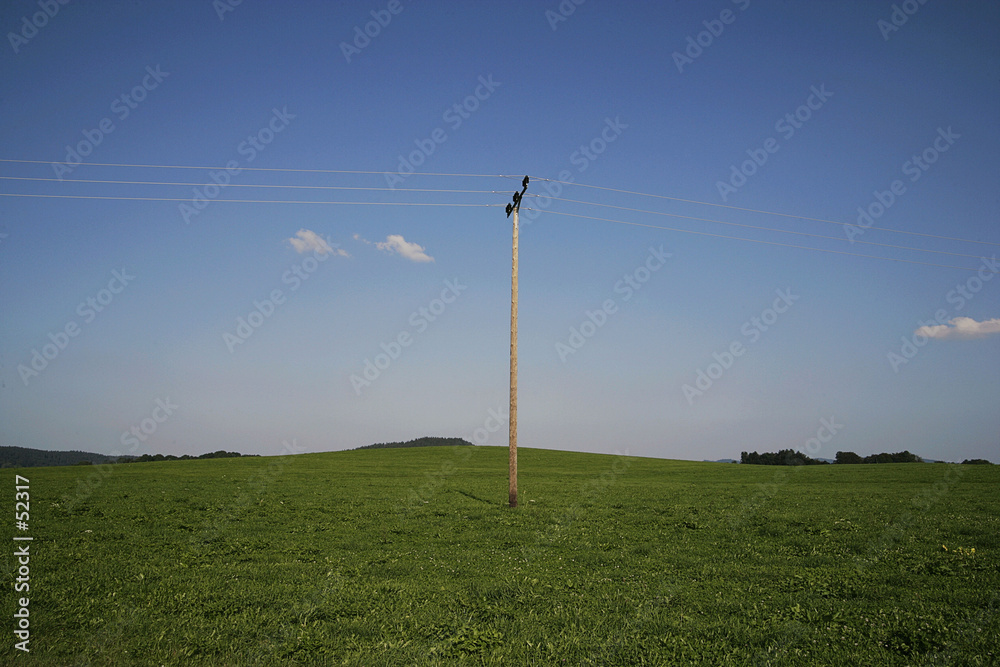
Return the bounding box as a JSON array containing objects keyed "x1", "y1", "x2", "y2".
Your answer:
[
  {"x1": 1, "y1": 446, "x2": 255, "y2": 468},
  {"x1": 740, "y1": 450, "x2": 829, "y2": 466},
  {"x1": 120, "y1": 451, "x2": 253, "y2": 463},
  {"x1": 3, "y1": 437, "x2": 473, "y2": 468},
  {"x1": 742, "y1": 449, "x2": 993, "y2": 465},
  {"x1": 1, "y1": 446, "x2": 121, "y2": 468},
  {"x1": 834, "y1": 450, "x2": 922, "y2": 464},
  {"x1": 354, "y1": 436, "x2": 474, "y2": 450}
]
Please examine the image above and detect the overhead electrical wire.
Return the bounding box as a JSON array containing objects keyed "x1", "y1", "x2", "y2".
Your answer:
[
  {"x1": 529, "y1": 208, "x2": 986, "y2": 272},
  {"x1": 3, "y1": 160, "x2": 992, "y2": 249},
  {"x1": 524, "y1": 194, "x2": 988, "y2": 261},
  {"x1": 0, "y1": 158, "x2": 521, "y2": 180},
  {"x1": 0, "y1": 175, "x2": 502, "y2": 195},
  {"x1": 531, "y1": 176, "x2": 1000, "y2": 248},
  {"x1": 0, "y1": 192, "x2": 499, "y2": 207},
  {"x1": 1, "y1": 159, "x2": 994, "y2": 271}
]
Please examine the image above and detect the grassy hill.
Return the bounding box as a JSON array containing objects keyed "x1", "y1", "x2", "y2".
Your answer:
[
  {"x1": 3, "y1": 446, "x2": 998, "y2": 665},
  {"x1": 353, "y1": 436, "x2": 475, "y2": 450}
]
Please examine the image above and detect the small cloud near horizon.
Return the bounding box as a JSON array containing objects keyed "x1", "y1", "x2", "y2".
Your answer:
[
  {"x1": 354, "y1": 233, "x2": 434, "y2": 263},
  {"x1": 288, "y1": 229, "x2": 348, "y2": 256},
  {"x1": 915, "y1": 316, "x2": 1000, "y2": 340}
]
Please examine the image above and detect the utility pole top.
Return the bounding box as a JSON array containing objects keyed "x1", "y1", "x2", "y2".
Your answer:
[{"x1": 506, "y1": 176, "x2": 530, "y2": 218}]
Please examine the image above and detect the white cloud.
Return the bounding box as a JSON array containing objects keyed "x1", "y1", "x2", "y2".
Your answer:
[
  {"x1": 915, "y1": 316, "x2": 1000, "y2": 340},
  {"x1": 288, "y1": 229, "x2": 348, "y2": 256},
  {"x1": 374, "y1": 234, "x2": 434, "y2": 263}
]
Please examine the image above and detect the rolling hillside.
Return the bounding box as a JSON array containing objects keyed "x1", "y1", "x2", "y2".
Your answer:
[{"x1": 2, "y1": 445, "x2": 997, "y2": 664}]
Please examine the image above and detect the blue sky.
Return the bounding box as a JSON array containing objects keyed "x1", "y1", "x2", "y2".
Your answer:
[{"x1": 1, "y1": 0, "x2": 997, "y2": 463}]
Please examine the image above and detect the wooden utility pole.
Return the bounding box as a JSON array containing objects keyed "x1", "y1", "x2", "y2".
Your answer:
[{"x1": 506, "y1": 176, "x2": 529, "y2": 508}]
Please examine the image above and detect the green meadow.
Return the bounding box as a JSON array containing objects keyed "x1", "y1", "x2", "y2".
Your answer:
[{"x1": 3, "y1": 446, "x2": 998, "y2": 665}]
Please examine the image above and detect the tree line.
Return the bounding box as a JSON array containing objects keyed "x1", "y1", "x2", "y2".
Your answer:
[
  {"x1": 354, "y1": 436, "x2": 475, "y2": 450},
  {"x1": 5, "y1": 436, "x2": 473, "y2": 468},
  {"x1": 1, "y1": 445, "x2": 256, "y2": 468},
  {"x1": 740, "y1": 450, "x2": 828, "y2": 466},
  {"x1": 833, "y1": 450, "x2": 922, "y2": 464},
  {"x1": 741, "y1": 449, "x2": 993, "y2": 465},
  {"x1": 118, "y1": 450, "x2": 253, "y2": 463},
  {"x1": 1, "y1": 446, "x2": 117, "y2": 468}
]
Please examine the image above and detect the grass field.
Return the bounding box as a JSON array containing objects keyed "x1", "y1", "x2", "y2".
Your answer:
[{"x1": 3, "y1": 446, "x2": 999, "y2": 665}]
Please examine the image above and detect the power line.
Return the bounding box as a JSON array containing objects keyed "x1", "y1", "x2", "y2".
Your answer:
[
  {"x1": 531, "y1": 176, "x2": 1000, "y2": 248},
  {"x1": 6, "y1": 174, "x2": 974, "y2": 259},
  {"x1": 0, "y1": 192, "x2": 500, "y2": 207},
  {"x1": 529, "y1": 195, "x2": 987, "y2": 261},
  {"x1": 2, "y1": 159, "x2": 993, "y2": 265},
  {"x1": 0, "y1": 175, "x2": 501, "y2": 194},
  {"x1": 530, "y1": 208, "x2": 989, "y2": 272},
  {"x1": 0, "y1": 158, "x2": 521, "y2": 180},
  {"x1": 4, "y1": 159, "x2": 993, "y2": 248}
]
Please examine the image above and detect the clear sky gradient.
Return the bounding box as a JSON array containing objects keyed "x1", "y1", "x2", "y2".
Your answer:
[{"x1": 1, "y1": 0, "x2": 997, "y2": 462}]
